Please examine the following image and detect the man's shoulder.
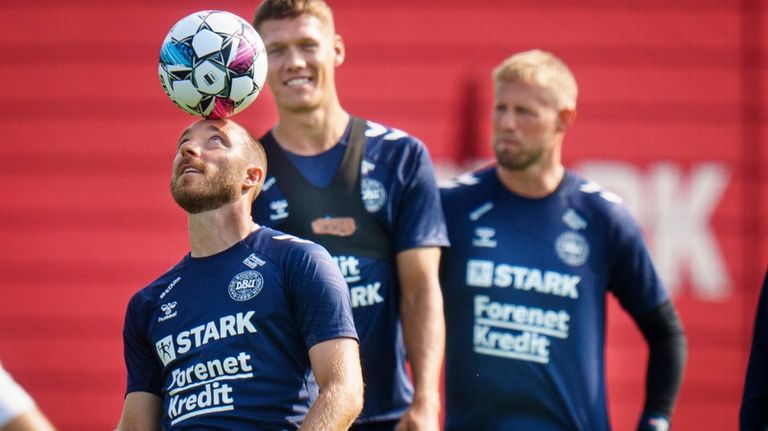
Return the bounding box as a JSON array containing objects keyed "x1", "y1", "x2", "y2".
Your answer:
[
  {"x1": 439, "y1": 166, "x2": 495, "y2": 197},
  {"x1": 358, "y1": 118, "x2": 424, "y2": 152},
  {"x1": 129, "y1": 261, "x2": 186, "y2": 310},
  {"x1": 438, "y1": 167, "x2": 496, "y2": 225},
  {"x1": 247, "y1": 226, "x2": 329, "y2": 261},
  {"x1": 563, "y1": 170, "x2": 638, "y2": 228}
]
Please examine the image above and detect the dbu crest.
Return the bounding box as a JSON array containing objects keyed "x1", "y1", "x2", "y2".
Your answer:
[{"x1": 228, "y1": 271, "x2": 264, "y2": 301}]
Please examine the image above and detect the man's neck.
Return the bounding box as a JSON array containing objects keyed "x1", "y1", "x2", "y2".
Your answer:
[
  {"x1": 496, "y1": 163, "x2": 566, "y2": 199},
  {"x1": 186, "y1": 201, "x2": 257, "y2": 258},
  {"x1": 272, "y1": 104, "x2": 350, "y2": 156}
]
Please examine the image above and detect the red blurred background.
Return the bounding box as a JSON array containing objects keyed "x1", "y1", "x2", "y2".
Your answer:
[{"x1": 0, "y1": 1, "x2": 766, "y2": 429}]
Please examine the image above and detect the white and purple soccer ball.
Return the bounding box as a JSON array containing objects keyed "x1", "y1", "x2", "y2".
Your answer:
[{"x1": 158, "y1": 10, "x2": 267, "y2": 119}]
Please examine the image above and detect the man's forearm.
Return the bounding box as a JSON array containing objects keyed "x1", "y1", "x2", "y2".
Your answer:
[
  {"x1": 400, "y1": 282, "x2": 445, "y2": 406},
  {"x1": 635, "y1": 300, "x2": 687, "y2": 424},
  {"x1": 300, "y1": 382, "x2": 361, "y2": 431}
]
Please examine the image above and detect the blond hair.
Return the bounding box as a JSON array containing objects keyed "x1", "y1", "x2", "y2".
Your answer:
[{"x1": 493, "y1": 49, "x2": 578, "y2": 110}]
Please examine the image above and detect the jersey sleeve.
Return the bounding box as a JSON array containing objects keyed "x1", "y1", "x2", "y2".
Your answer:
[
  {"x1": 123, "y1": 294, "x2": 163, "y2": 396},
  {"x1": 606, "y1": 205, "x2": 670, "y2": 317},
  {"x1": 393, "y1": 140, "x2": 450, "y2": 252},
  {"x1": 285, "y1": 244, "x2": 358, "y2": 349}
]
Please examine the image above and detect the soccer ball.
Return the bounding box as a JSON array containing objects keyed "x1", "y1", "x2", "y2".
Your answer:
[{"x1": 158, "y1": 10, "x2": 267, "y2": 119}]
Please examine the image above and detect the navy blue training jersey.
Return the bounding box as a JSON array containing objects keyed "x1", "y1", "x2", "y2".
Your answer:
[
  {"x1": 740, "y1": 270, "x2": 768, "y2": 428},
  {"x1": 252, "y1": 119, "x2": 449, "y2": 423},
  {"x1": 439, "y1": 167, "x2": 669, "y2": 431},
  {"x1": 123, "y1": 227, "x2": 357, "y2": 430}
]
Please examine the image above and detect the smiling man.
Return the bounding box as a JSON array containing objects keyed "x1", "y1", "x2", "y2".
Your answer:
[{"x1": 249, "y1": 1, "x2": 449, "y2": 430}]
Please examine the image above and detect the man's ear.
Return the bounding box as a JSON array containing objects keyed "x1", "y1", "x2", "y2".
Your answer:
[
  {"x1": 557, "y1": 108, "x2": 577, "y2": 132},
  {"x1": 244, "y1": 166, "x2": 264, "y2": 188},
  {"x1": 334, "y1": 34, "x2": 345, "y2": 67}
]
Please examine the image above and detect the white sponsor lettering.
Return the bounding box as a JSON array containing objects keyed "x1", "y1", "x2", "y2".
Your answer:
[
  {"x1": 168, "y1": 352, "x2": 253, "y2": 395},
  {"x1": 350, "y1": 282, "x2": 384, "y2": 308},
  {"x1": 263, "y1": 176, "x2": 276, "y2": 191},
  {"x1": 168, "y1": 382, "x2": 235, "y2": 425},
  {"x1": 333, "y1": 255, "x2": 361, "y2": 283},
  {"x1": 160, "y1": 276, "x2": 182, "y2": 300},
  {"x1": 176, "y1": 312, "x2": 257, "y2": 355},
  {"x1": 474, "y1": 327, "x2": 551, "y2": 364},
  {"x1": 469, "y1": 202, "x2": 494, "y2": 221},
  {"x1": 466, "y1": 260, "x2": 580, "y2": 299},
  {"x1": 473, "y1": 295, "x2": 571, "y2": 364},
  {"x1": 474, "y1": 295, "x2": 570, "y2": 336},
  {"x1": 577, "y1": 161, "x2": 731, "y2": 299},
  {"x1": 562, "y1": 209, "x2": 587, "y2": 230},
  {"x1": 243, "y1": 253, "x2": 266, "y2": 269}
]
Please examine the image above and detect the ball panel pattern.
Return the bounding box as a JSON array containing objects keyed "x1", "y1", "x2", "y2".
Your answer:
[{"x1": 158, "y1": 10, "x2": 267, "y2": 118}]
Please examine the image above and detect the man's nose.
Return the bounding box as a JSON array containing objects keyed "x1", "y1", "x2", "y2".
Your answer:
[
  {"x1": 496, "y1": 111, "x2": 517, "y2": 130},
  {"x1": 179, "y1": 139, "x2": 201, "y2": 157},
  {"x1": 284, "y1": 46, "x2": 306, "y2": 70}
]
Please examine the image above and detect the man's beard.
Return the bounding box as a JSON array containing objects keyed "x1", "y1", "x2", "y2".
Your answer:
[
  {"x1": 171, "y1": 169, "x2": 241, "y2": 214},
  {"x1": 493, "y1": 142, "x2": 543, "y2": 172}
]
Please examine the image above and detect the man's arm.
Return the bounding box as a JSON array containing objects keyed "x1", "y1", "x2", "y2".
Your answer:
[
  {"x1": 633, "y1": 300, "x2": 687, "y2": 431},
  {"x1": 395, "y1": 247, "x2": 444, "y2": 431},
  {"x1": 3, "y1": 410, "x2": 55, "y2": 431},
  {"x1": 116, "y1": 392, "x2": 162, "y2": 431},
  {"x1": 301, "y1": 338, "x2": 363, "y2": 431}
]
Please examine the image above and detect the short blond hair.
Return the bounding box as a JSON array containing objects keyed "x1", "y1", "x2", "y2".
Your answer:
[
  {"x1": 493, "y1": 49, "x2": 578, "y2": 110},
  {"x1": 253, "y1": 0, "x2": 335, "y2": 33}
]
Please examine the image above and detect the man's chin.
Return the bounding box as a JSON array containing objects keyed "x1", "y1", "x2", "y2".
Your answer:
[{"x1": 278, "y1": 97, "x2": 321, "y2": 113}]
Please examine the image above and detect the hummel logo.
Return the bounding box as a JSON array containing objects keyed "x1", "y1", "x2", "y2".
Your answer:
[
  {"x1": 472, "y1": 227, "x2": 497, "y2": 248},
  {"x1": 158, "y1": 301, "x2": 178, "y2": 323}
]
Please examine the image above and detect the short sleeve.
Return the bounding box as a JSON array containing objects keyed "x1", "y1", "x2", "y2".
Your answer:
[
  {"x1": 393, "y1": 141, "x2": 450, "y2": 252},
  {"x1": 123, "y1": 295, "x2": 163, "y2": 396},
  {"x1": 607, "y1": 205, "x2": 670, "y2": 317},
  {"x1": 285, "y1": 245, "x2": 358, "y2": 349}
]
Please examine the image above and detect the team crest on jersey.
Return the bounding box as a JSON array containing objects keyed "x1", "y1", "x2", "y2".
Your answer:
[
  {"x1": 361, "y1": 178, "x2": 387, "y2": 212},
  {"x1": 555, "y1": 232, "x2": 589, "y2": 267},
  {"x1": 228, "y1": 271, "x2": 264, "y2": 301}
]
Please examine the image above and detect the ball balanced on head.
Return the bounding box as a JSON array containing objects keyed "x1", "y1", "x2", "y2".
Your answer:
[{"x1": 158, "y1": 10, "x2": 267, "y2": 119}]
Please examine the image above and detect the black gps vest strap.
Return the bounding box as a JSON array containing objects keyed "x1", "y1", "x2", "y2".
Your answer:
[{"x1": 260, "y1": 117, "x2": 393, "y2": 261}]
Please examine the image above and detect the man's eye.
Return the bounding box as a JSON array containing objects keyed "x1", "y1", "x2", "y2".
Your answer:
[{"x1": 516, "y1": 107, "x2": 533, "y2": 115}]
